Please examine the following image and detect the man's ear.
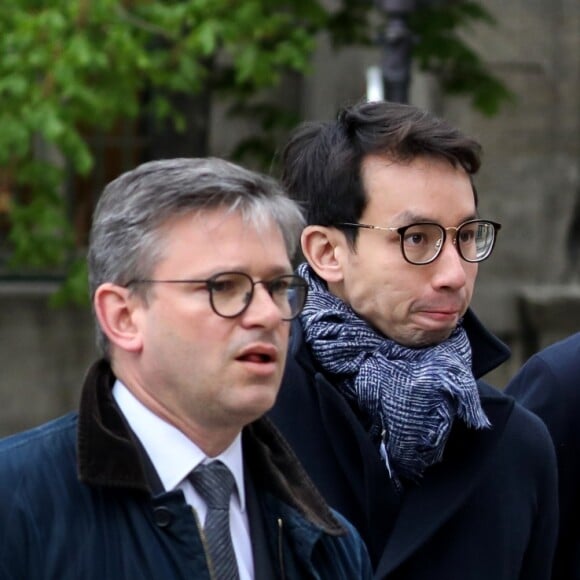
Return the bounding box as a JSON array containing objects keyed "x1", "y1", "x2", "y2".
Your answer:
[
  {"x1": 301, "y1": 225, "x2": 346, "y2": 283},
  {"x1": 93, "y1": 283, "x2": 144, "y2": 353}
]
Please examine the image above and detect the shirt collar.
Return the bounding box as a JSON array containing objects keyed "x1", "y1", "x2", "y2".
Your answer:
[{"x1": 112, "y1": 380, "x2": 246, "y2": 510}]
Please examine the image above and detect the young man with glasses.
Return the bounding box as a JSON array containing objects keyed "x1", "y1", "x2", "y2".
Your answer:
[
  {"x1": 0, "y1": 157, "x2": 372, "y2": 579},
  {"x1": 268, "y1": 101, "x2": 558, "y2": 580}
]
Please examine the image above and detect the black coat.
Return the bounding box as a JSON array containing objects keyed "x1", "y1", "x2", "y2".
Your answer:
[
  {"x1": 506, "y1": 332, "x2": 580, "y2": 580},
  {"x1": 269, "y1": 310, "x2": 559, "y2": 579}
]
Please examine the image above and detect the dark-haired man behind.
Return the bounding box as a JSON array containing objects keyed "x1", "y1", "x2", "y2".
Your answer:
[{"x1": 269, "y1": 101, "x2": 558, "y2": 580}]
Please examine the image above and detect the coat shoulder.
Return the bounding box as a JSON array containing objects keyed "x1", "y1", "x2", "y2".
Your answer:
[{"x1": 0, "y1": 413, "x2": 77, "y2": 486}]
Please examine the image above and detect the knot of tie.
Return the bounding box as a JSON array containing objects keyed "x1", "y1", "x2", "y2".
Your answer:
[{"x1": 190, "y1": 460, "x2": 236, "y2": 511}]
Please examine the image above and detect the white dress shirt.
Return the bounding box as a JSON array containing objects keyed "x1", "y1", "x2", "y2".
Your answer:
[{"x1": 113, "y1": 380, "x2": 254, "y2": 580}]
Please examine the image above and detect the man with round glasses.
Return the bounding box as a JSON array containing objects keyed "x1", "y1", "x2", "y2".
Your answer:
[
  {"x1": 268, "y1": 101, "x2": 557, "y2": 580},
  {"x1": 0, "y1": 157, "x2": 372, "y2": 579},
  {"x1": 126, "y1": 271, "x2": 307, "y2": 321}
]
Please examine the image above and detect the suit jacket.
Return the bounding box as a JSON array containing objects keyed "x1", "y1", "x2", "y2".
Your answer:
[
  {"x1": 506, "y1": 332, "x2": 580, "y2": 580},
  {"x1": 269, "y1": 310, "x2": 559, "y2": 579}
]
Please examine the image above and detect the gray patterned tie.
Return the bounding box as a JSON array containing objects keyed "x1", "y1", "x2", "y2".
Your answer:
[{"x1": 189, "y1": 461, "x2": 240, "y2": 580}]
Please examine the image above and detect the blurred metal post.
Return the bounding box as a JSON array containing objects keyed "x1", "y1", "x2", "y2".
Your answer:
[
  {"x1": 376, "y1": 0, "x2": 416, "y2": 103},
  {"x1": 366, "y1": 66, "x2": 385, "y2": 101}
]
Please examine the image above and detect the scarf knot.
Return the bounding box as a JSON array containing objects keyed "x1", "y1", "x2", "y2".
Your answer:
[{"x1": 297, "y1": 263, "x2": 490, "y2": 483}]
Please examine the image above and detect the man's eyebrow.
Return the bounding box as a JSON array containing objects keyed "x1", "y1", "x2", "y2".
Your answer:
[
  {"x1": 390, "y1": 210, "x2": 427, "y2": 224},
  {"x1": 391, "y1": 210, "x2": 479, "y2": 225},
  {"x1": 210, "y1": 266, "x2": 295, "y2": 277}
]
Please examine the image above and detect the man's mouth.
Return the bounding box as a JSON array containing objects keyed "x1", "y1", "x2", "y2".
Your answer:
[
  {"x1": 238, "y1": 352, "x2": 274, "y2": 363},
  {"x1": 236, "y1": 344, "x2": 278, "y2": 364}
]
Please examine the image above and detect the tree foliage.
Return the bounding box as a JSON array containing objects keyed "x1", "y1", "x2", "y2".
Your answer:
[{"x1": 0, "y1": 0, "x2": 512, "y2": 303}]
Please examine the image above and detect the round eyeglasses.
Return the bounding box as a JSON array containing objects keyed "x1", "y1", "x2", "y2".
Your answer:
[
  {"x1": 127, "y1": 271, "x2": 308, "y2": 320},
  {"x1": 338, "y1": 219, "x2": 501, "y2": 265}
]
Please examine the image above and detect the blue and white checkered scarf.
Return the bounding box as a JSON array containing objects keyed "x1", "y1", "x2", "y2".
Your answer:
[{"x1": 298, "y1": 263, "x2": 490, "y2": 483}]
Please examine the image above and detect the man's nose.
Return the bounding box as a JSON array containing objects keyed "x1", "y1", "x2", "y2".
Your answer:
[
  {"x1": 431, "y1": 236, "x2": 469, "y2": 289},
  {"x1": 241, "y1": 284, "x2": 284, "y2": 327}
]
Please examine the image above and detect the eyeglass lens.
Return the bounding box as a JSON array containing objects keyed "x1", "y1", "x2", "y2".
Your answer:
[
  {"x1": 208, "y1": 272, "x2": 307, "y2": 320},
  {"x1": 402, "y1": 221, "x2": 496, "y2": 264}
]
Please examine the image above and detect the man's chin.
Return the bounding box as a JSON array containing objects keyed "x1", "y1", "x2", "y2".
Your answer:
[
  {"x1": 398, "y1": 326, "x2": 456, "y2": 349},
  {"x1": 234, "y1": 387, "x2": 280, "y2": 422}
]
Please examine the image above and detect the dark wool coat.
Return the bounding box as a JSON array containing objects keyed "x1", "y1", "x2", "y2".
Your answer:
[
  {"x1": 506, "y1": 332, "x2": 580, "y2": 580},
  {"x1": 0, "y1": 360, "x2": 372, "y2": 580},
  {"x1": 269, "y1": 310, "x2": 559, "y2": 580}
]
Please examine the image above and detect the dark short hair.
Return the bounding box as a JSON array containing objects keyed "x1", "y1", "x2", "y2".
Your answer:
[{"x1": 281, "y1": 100, "x2": 482, "y2": 242}]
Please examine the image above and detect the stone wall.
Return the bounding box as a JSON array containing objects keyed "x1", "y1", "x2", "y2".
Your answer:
[
  {"x1": 0, "y1": 284, "x2": 95, "y2": 437},
  {"x1": 441, "y1": 0, "x2": 580, "y2": 383}
]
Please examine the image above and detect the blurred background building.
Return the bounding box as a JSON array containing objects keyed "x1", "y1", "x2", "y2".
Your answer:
[{"x1": 0, "y1": 0, "x2": 578, "y2": 435}]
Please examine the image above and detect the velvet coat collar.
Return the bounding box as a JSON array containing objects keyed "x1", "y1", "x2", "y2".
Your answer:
[{"x1": 76, "y1": 358, "x2": 345, "y2": 536}]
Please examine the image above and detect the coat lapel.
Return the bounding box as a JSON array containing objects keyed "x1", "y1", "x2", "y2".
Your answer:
[
  {"x1": 375, "y1": 392, "x2": 514, "y2": 577},
  {"x1": 291, "y1": 331, "x2": 391, "y2": 521},
  {"x1": 313, "y1": 372, "x2": 402, "y2": 562},
  {"x1": 244, "y1": 470, "x2": 278, "y2": 580}
]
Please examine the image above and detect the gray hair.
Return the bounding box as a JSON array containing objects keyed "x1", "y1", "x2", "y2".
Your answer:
[{"x1": 88, "y1": 157, "x2": 305, "y2": 355}]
